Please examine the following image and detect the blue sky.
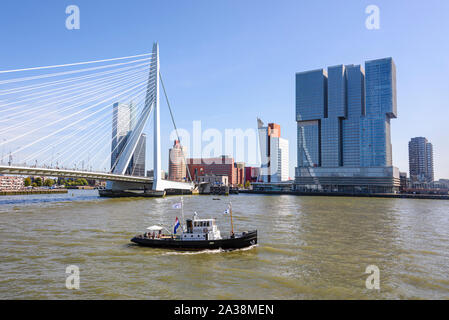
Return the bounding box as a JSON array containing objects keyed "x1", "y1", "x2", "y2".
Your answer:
[{"x1": 0, "y1": 0, "x2": 448, "y2": 179}]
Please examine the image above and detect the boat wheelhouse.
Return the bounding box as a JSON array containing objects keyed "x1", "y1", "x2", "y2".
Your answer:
[{"x1": 182, "y1": 216, "x2": 221, "y2": 241}]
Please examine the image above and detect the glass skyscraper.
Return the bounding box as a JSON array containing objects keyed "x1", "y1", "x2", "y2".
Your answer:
[
  {"x1": 361, "y1": 58, "x2": 397, "y2": 167},
  {"x1": 295, "y1": 57, "x2": 400, "y2": 193},
  {"x1": 111, "y1": 102, "x2": 146, "y2": 177}
]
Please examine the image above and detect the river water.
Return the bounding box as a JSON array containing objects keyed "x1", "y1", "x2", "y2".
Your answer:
[{"x1": 0, "y1": 190, "x2": 448, "y2": 300}]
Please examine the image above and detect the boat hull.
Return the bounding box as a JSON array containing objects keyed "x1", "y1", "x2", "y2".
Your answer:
[{"x1": 131, "y1": 230, "x2": 257, "y2": 251}]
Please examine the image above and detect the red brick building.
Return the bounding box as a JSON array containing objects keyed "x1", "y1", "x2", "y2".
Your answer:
[
  {"x1": 187, "y1": 156, "x2": 238, "y2": 185},
  {"x1": 244, "y1": 167, "x2": 261, "y2": 183}
]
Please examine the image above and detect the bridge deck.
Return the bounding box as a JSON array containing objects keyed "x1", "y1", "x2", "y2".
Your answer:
[{"x1": 0, "y1": 165, "x2": 152, "y2": 183}]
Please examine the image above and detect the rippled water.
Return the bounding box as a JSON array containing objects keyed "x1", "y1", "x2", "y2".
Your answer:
[{"x1": 1, "y1": 190, "x2": 448, "y2": 299}]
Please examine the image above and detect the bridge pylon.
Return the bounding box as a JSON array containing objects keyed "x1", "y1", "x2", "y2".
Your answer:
[{"x1": 105, "y1": 43, "x2": 194, "y2": 196}]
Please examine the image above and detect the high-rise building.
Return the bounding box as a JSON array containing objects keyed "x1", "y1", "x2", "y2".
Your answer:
[
  {"x1": 295, "y1": 57, "x2": 399, "y2": 193},
  {"x1": 258, "y1": 119, "x2": 289, "y2": 182},
  {"x1": 111, "y1": 102, "x2": 131, "y2": 170},
  {"x1": 408, "y1": 137, "x2": 434, "y2": 183},
  {"x1": 168, "y1": 140, "x2": 187, "y2": 182},
  {"x1": 127, "y1": 133, "x2": 146, "y2": 177},
  {"x1": 111, "y1": 102, "x2": 146, "y2": 176}
]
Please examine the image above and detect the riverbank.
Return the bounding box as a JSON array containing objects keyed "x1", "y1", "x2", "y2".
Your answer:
[
  {"x1": 239, "y1": 189, "x2": 449, "y2": 200},
  {"x1": 0, "y1": 189, "x2": 68, "y2": 196}
]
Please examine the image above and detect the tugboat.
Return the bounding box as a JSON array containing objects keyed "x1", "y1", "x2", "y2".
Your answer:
[{"x1": 131, "y1": 202, "x2": 257, "y2": 251}]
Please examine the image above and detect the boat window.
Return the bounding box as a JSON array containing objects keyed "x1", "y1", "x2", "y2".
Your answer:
[{"x1": 206, "y1": 222, "x2": 210, "y2": 227}]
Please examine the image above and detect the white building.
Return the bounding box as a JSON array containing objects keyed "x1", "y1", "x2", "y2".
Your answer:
[
  {"x1": 258, "y1": 118, "x2": 289, "y2": 182},
  {"x1": 0, "y1": 176, "x2": 24, "y2": 191}
]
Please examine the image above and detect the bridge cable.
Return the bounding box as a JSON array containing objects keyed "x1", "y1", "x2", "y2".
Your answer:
[
  {"x1": 0, "y1": 79, "x2": 149, "y2": 162},
  {"x1": 0, "y1": 71, "x2": 149, "y2": 143},
  {"x1": 0, "y1": 57, "x2": 152, "y2": 85},
  {"x1": 0, "y1": 53, "x2": 153, "y2": 74},
  {"x1": 159, "y1": 71, "x2": 193, "y2": 183}
]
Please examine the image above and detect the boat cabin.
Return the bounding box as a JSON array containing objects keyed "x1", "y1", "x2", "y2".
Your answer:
[{"x1": 182, "y1": 217, "x2": 222, "y2": 241}]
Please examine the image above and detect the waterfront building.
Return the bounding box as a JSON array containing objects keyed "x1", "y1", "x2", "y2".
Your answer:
[
  {"x1": 146, "y1": 169, "x2": 167, "y2": 179},
  {"x1": 111, "y1": 102, "x2": 146, "y2": 176},
  {"x1": 244, "y1": 167, "x2": 260, "y2": 183},
  {"x1": 439, "y1": 179, "x2": 449, "y2": 188},
  {"x1": 168, "y1": 140, "x2": 187, "y2": 182},
  {"x1": 252, "y1": 181, "x2": 293, "y2": 193},
  {"x1": 0, "y1": 176, "x2": 24, "y2": 191},
  {"x1": 295, "y1": 57, "x2": 400, "y2": 193},
  {"x1": 408, "y1": 137, "x2": 434, "y2": 183},
  {"x1": 257, "y1": 119, "x2": 289, "y2": 183},
  {"x1": 235, "y1": 162, "x2": 245, "y2": 186},
  {"x1": 197, "y1": 174, "x2": 229, "y2": 186},
  {"x1": 399, "y1": 172, "x2": 409, "y2": 192},
  {"x1": 186, "y1": 156, "x2": 237, "y2": 185}
]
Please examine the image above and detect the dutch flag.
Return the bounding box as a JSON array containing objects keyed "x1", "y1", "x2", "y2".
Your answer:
[
  {"x1": 172, "y1": 202, "x2": 182, "y2": 209},
  {"x1": 174, "y1": 217, "x2": 181, "y2": 234}
]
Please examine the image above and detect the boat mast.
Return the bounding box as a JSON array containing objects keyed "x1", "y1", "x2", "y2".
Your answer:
[
  {"x1": 229, "y1": 202, "x2": 234, "y2": 236},
  {"x1": 181, "y1": 197, "x2": 185, "y2": 231}
]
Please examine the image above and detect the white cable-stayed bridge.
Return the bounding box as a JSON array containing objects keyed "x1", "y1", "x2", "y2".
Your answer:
[{"x1": 0, "y1": 43, "x2": 194, "y2": 196}]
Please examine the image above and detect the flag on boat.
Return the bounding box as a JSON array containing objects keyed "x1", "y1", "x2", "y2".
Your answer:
[
  {"x1": 224, "y1": 203, "x2": 231, "y2": 215},
  {"x1": 174, "y1": 217, "x2": 181, "y2": 234},
  {"x1": 172, "y1": 202, "x2": 182, "y2": 209}
]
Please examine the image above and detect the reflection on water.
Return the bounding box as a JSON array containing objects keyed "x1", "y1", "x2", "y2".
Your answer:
[{"x1": 0, "y1": 190, "x2": 448, "y2": 299}]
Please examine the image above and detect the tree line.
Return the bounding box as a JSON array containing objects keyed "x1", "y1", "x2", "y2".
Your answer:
[{"x1": 24, "y1": 177, "x2": 89, "y2": 188}]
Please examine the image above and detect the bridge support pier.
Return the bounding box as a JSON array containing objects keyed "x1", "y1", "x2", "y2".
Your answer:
[{"x1": 100, "y1": 181, "x2": 165, "y2": 197}]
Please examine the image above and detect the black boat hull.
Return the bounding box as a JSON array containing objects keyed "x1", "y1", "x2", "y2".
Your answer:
[{"x1": 131, "y1": 230, "x2": 257, "y2": 251}]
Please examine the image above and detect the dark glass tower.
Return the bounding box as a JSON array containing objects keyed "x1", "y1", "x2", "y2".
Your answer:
[
  {"x1": 295, "y1": 57, "x2": 399, "y2": 193},
  {"x1": 408, "y1": 137, "x2": 434, "y2": 183}
]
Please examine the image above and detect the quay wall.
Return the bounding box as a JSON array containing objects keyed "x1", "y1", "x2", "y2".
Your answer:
[{"x1": 239, "y1": 189, "x2": 449, "y2": 200}]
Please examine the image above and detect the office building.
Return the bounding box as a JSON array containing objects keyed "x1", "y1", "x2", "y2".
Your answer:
[
  {"x1": 111, "y1": 102, "x2": 131, "y2": 170},
  {"x1": 127, "y1": 133, "x2": 146, "y2": 177},
  {"x1": 295, "y1": 57, "x2": 399, "y2": 193},
  {"x1": 111, "y1": 102, "x2": 146, "y2": 176},
  {"x1": 147, "y1": 170, "x2": 167, "y2": 179},
  {"x1": 168, "y1": 140, "x2": 187, "y2": 182},
  {"x1": 409, "y1": 137, "x2": 434, "y2": 183},
  {"x1": 399, "y1": 172, "x2": 409, "y2": 192},
  {"x1": 258, "y1": 119, "x2": 289, "y2": 182}
]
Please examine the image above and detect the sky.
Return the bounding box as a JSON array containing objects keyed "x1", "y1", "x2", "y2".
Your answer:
[{"x1": 0, "y1": 0, "x2": 448, "y2": 179}]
